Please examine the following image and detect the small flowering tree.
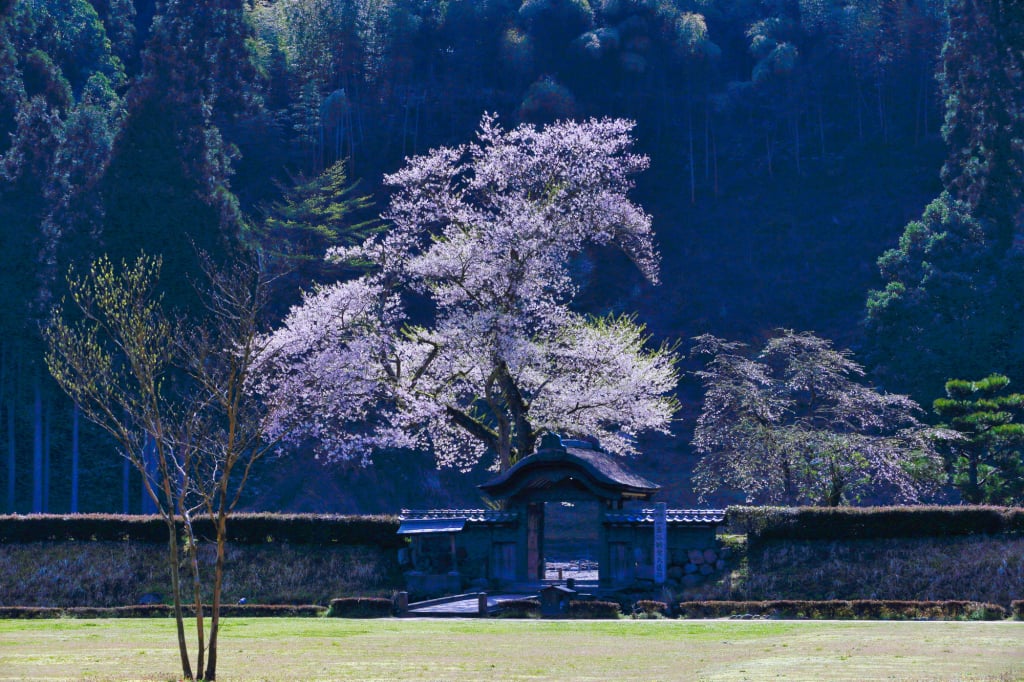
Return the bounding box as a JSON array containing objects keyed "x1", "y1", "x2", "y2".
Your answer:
[
  {"x1": 691, "y1": 331, "x2": 948, "y2": 506},
  {"x1": 257, "y1": 115, "x2": 679, "y2": 471}
]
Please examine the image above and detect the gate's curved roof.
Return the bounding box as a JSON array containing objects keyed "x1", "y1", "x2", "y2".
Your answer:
[{"x1": 478, "y1": 434, "x2": 659, "y2": 502}]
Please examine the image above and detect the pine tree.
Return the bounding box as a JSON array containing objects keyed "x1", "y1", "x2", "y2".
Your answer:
[
  {"x1": 934, "y1": 374, "x2": 1024, "y2": 503},
  {"x1": 250, "y1": 160, "x2": 377, "y2": 281}
]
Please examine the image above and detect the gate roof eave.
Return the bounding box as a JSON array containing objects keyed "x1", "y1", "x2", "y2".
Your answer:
[{"x1": 478, "y1": 439, "x2": 659, "y2": 503}]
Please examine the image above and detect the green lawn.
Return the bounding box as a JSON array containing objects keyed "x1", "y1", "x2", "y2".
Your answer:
[{"x1": 1, "y1": 617, "x2": 1023, "y2": 681}]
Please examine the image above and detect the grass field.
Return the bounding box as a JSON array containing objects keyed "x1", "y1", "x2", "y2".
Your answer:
[{"x1": 1, "y1": 617, "x2": 1023, "y2": 681}]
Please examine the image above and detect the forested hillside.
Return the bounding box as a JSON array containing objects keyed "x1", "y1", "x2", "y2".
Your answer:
[{"x1": 0, "y1": 0, "x2": 1020, "y2": 512}]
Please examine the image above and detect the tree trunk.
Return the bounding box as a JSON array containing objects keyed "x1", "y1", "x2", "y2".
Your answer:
[
  {"x1": 921, "y1": 67, "x2": 929, "y2": 137},
  {"x1": 826, "y1": 459, "x2": 843, "y2": 507},
  {"x1": 122, "y1": 456, "x2": 130, "y2": 514},
  {"x1": 856, "y1": 82, "x2": 864, "y2": 140},
  {"x1": 704, "y1": 100, "x2": 711, "y2": 181},
  {"x1": 32, "y1": 378, "x2": 42, "y2": 513},
  {"x1": 149, "y1": 435, "x2": 195, "y2": 681},
  {"x1": 780, "y1": 451, "x2": 795, "y2": 505},
  {"x1": 141, "y1": 436, "x2": 158, "y2": 514},
  {"x1": 712, "y1": 125, "x2": 719, "y2": 198},
  {"x1": 6, "y1": 400, "x2": 14, "y2": 513},
  {"x1": 0, "y1": 349, "x2": 9, "y2": 513},
  {"x1": 164, "y1": 514, "x2": 195, "y2": 680},
  {"x1": 877, "y1": 74, "x2": 887, "y2": 143},
  {"x1": 43, "y1": 399, "x2": 50, "y2": 512},
  {"x1": 206, "y1": 511, "x2": 229, "y2": 681},
  {"x1": 968, "y1": 454, "x2": 980, "y2": 503},
  {"x1": 793, "y1": 114, "x2": 802, "y2": 175},
  {"x1": 688, "y1": 102, "x2": 696, "y2": 204},
  {"x1": 818, "y1": 93, "x2": 826, "y2": 158},
  {"x1": 70, "y1": 404, "x2": 79, "y2": 513},
  {"x1": 182, "y1": 511, "x2": 205, "y2": 680},
  {"x1": 486, "y1": 365, "x2": 513, "y2": 470},
  {"x1": 497, "y1": 362, "x2": 533, "y2": 465}
]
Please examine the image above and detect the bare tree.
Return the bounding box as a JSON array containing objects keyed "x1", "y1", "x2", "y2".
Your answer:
[
  {"x1": 175, "y1": 255, "x2": 282, "y2": 681},
  {"x1": 43, "y1": 254, "x2": 198, "y2": 678},
  {"x1": 44, "y1": 253, "x2": 282, "y2": 681}
]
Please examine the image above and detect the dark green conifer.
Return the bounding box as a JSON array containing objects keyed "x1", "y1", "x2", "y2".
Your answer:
[{"x1": 934, "y1": 374, "x2": 1024, "y2": 503}]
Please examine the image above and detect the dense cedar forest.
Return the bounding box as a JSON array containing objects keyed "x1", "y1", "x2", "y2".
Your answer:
[{"x1": 0, "y1": 0, "x2": 1021, "y2": 512}]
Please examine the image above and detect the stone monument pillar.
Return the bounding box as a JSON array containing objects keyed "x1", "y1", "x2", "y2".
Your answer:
[{"x1": 653, "y1": 502, "x2": 667, "y2": 585}]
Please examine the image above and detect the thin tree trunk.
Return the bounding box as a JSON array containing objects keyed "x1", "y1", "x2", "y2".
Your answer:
[
  {"x1": 32, "y1": 378, "x2": 42, "y2": 513},
  {"x1": 70, "y1": 403, "x2": 79, "y2": 513},
  {"x1": 164, "y1": 514, "x2": 194, "y2": 680},
  {"x1": 122, "y1": 456, "x2": 130, "y2": 514},
  {"x1": 401, "y1": 95, "x2": 410, "y2": 158},
  {"x1": 42, "y1": 399, "x2": 50, "y2": 512},
  {"x1": 0, "y1": 348, "x2": 7, "y2": 513},
  {"x1": 793, "y1": 114, "x2": 802, "y2": 175},
  {"x1": 914, "y1": 71, "x2": 923, "y2": 144},
  {"x1": 412, "y1": 96, "x2": 420, "y2": 157},
  {"x1": 5, "y1": 347, "x2": 15, "y2": 513},
  {"x1": 877, "y1": 75, "x2": 887, "y2": 143},
  {"x1": 181, "y1": 510, "x2": 205, "y2": 680},
  {"x1": 6, "y1": 400, "x2": 14, "y2": 513},
  {"x1": 856, "y1": 82, "x2": 864, "y2": 140},
  {"x1": 317, "y1": 111, "x2": 325, "y2": 173},
  {"x1": 818, "y1": 94, "x2": 826, "y2": 158},
  {"x1": 712, "y1": 125, "x2": 719, "y2": 198},
  {"x1": 704, "y1": 100, "x2": 711, "y2": 181},
  {"x1": 141, "y1": 436, "x2": 157, "y2": 514},
  {"x1": 146, "y1": 421, "x2": 195, "y2": 680},
  {"x1": 206, "y1": 511, "x2": 228, "y2": 681},
  {"x1": 921, "y1": 66, "x2": 930, "y2": 138},
  {"x1": 688, "y1": 102, "x2": 696, "y2": 204}
]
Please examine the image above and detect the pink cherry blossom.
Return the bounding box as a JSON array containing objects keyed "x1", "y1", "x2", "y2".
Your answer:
[{"x1": 259, "y1": 115, "x2": 678, "y2": 470}]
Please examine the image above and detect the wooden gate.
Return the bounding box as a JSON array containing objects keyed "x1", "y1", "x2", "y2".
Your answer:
[{"x1": 527, "y1": 502, "x2": 544, "y2": 580}]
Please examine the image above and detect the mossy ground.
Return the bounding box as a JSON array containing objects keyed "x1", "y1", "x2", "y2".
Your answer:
[{"x1": 1, "y1": 618, "x2": 1023, "y2": 681}]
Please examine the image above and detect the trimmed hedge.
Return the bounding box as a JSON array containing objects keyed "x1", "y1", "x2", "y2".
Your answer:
[
  {"x1": 0, "y1": 513, "x2": 403, "y2": 547},
  {"x1": 327, "y1": 597, "x2": 393, "y2": 618},
  {"x1": 496, "y1": 599, "x2": 541, "y2": 618},
  {"x1": 566, "y1": 600, "x2": 621, "y2": 619},
  {"x1": 0, "y1": 606, "x2": 70, "y2": 619},
  {"x1": 728, "y1": 506, "x2": 1024, "y2": 542},
  {"x1": 632, "y1": 600, "x2": 668, "y2": 618},
  {"x1": 0, "y1": 604, "x2": 327, "y2": 619},
  {"x1": 65, "y1": 605, "x2": 175, "y2": 618},
  {"x1": 1012, "y1": 600, "x2": 1024, "y2": 619},
  {"x1": 211, "y1": 604, "x2": 326, "y2": 617},
  {"x1": 677, "y1": 600, "x2": 1007, "y2": 620}
]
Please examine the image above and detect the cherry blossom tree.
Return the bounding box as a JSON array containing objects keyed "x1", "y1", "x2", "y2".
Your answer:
[
  {"x1": 691, "y1": 330, "x2": 948, "y2": 506},
  {"x1": 257, "y1": 115, "x2": 679, "y2": 471}
]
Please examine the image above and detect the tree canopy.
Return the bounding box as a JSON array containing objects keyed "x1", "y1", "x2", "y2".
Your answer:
[
  {"x1": 257, "y1": 115, "x2": 679, "y2": 471},
  {"x1": 934, "y1": 374, "x2": 1024, "y2": 504},
  {"x1": 691, "y1": 330, "x2": 945, "y2": 506}
]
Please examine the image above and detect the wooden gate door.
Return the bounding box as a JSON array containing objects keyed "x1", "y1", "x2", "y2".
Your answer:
[
  {"x1": 527, "y1": 502, "x2": 544, "y2": 580},
  {"x1": 491, "y1": 542, "x2": 516, "y2": 582},
  {"x1": 609, "y1": 542, "x2": 631, "y2": 583}
]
